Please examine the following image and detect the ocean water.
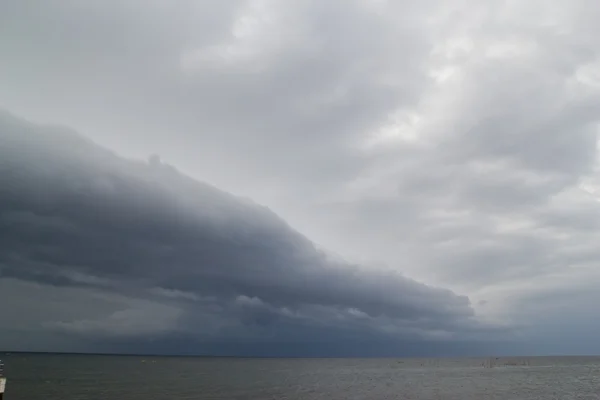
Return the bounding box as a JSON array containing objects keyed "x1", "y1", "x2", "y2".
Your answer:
[{"x1": 2, "y1": 353, "x2": 600, "y2": 399}]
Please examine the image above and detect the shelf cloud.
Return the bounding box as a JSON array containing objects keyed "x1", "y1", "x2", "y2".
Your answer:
[{"x1": 2, "y1": 0, "x2": 600, "y2": 355}]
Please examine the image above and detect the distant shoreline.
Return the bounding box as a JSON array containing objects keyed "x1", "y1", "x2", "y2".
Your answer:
[{"x1": 3, "y1": 351, "x2": 600, "y2": 359}]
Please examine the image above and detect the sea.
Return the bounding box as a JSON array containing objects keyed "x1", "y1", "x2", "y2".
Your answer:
[{"x1": 2, "y1": 353, "x2": 600, "y2": 399}]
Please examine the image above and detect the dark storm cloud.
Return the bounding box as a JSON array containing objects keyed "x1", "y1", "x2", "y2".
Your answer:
[
  {"x1": 2, "y1": 0, "x2": 600, "y2": 356},
  {"x1": 0, "y1": 111, "x2": 499, "y2": 353}
]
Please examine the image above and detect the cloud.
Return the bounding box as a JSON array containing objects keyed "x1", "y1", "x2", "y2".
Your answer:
[
  {"x1": 1, "y1": 0, "x2": 600, "y2": 355},
  {"x1": 0, "y1": 111, "x2": 502, "y2": 355}
]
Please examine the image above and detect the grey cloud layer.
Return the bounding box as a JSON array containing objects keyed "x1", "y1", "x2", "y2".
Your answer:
[
  {"x1": 0, "y1": 111, "x2": 499, "y2": 354},
  {"x1": 2, "y1": 0, "x2": 600, "y2": 355}
]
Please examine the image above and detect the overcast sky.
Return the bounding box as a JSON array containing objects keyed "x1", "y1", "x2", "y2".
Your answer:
[{"x1": 1, "y1": 0, "x2": 600, "y2": 356}]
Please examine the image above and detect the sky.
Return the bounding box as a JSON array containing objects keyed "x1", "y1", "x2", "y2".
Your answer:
[{"x1": 1, "y1": 0, "x2": 600, "y2": 356}]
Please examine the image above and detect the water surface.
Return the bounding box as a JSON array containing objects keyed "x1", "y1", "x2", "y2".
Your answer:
[{"x1": 3, "y1": 353, "x2": 600, "y2": 399}]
